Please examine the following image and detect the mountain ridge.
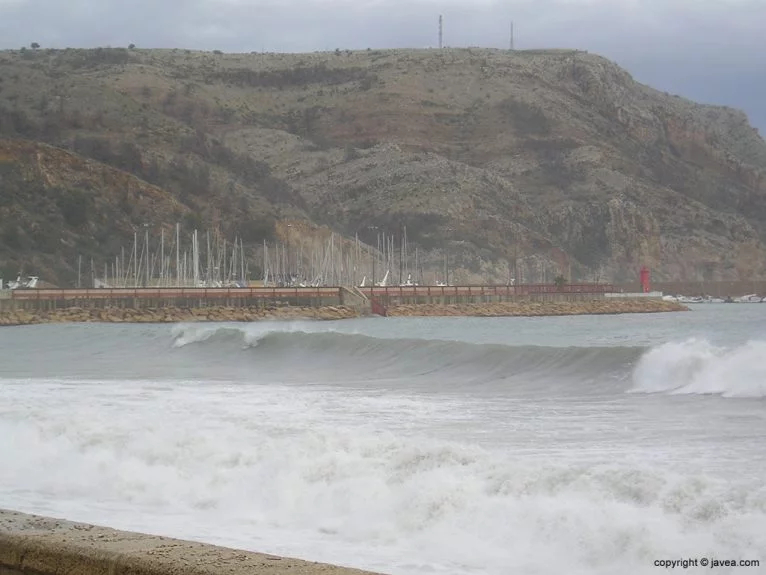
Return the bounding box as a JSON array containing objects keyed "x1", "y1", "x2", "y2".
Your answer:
[{"x1": 1, "y1": 46, "x2": 765, "y2": 285}]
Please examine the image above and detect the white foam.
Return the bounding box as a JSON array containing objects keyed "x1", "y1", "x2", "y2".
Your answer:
[
  {"x1": 630, "y1": 339, "x2": 766, "y2": 398},
  {"x1": 169, "y1": 321, "x2": 355, "y2": 348},
  {"x1": 1, "y1": 378, "x2": 764, "y2": 575}
]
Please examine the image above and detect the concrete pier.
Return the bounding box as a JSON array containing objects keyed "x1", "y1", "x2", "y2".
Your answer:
[
  {"x1": 0, "y1": 284, "x2": 623, "y2": 314},
  {"x1": 0, "y1": 287, "x2": 346, "y2": 312},
  {"x1": 0, "y1": 509, "x2": 383, "y2": 575},
  {"x1": 0, "y1": 284, "x2": 683, "y2": 326}
]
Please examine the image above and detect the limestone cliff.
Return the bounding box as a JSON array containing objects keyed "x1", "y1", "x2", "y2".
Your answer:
[{"x1": 1, "y1": 46, "x2": 765, "y2": 285}]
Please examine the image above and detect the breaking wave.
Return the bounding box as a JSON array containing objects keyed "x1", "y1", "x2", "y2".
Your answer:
[
  {"x1": 630, "y1": 339, "x2": 766, "y2": 398},
  {"x1": 168, "y1": 326, "x2": 766, "y2": 397},
  {"x1": 170, "y1": 322, "x2": 643, "y2": 384},
  {"x1": 2, "y1": 404, "x2": 765, "y2": 575}
]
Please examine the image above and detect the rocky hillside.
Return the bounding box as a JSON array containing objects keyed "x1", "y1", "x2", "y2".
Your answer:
[{"x1": 1, "y1": 45, "x2": 765, "y2": 285}]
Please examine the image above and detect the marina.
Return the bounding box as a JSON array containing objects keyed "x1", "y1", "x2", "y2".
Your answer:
[
  {"x1": 62, "y1": 225, "x2": 465, "y2": 290},
  {"x1": 0, "y1": 283, "x2": 621, "y2": 319}
]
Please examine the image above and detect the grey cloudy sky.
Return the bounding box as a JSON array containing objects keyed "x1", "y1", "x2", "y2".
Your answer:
[{"x1": 1, "y1": 0, "x2": 765, "y2": 133}]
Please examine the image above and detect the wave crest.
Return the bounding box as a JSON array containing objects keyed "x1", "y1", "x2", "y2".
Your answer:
[
  {"x1": 170, "y1": 321, "x2": 334, "y2": 348},
  {"x1": 169, "y1": 323, "x2": 642, "y2": 384},
  {"x1": 630, "y1": 339, "x2": 766, "y2": 398}
]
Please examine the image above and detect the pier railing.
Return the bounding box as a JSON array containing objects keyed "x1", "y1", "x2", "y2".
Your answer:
[
  {"x1": 8, "y1": 287, "x2": 343, "y2": 300},
  {"x1": 9, "y1": 283, "x2": 616, "y2": 301},
  {"x1": 358, "y1": 283, "x2": 616, "y2": 298}
]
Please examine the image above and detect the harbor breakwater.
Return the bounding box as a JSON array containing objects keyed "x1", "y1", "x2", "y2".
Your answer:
[
  {"x1": 0, "y1": 299, "x2": 687, "y2": 326},
  {"x1": 0, "y1": 509, "x2": 381, "y2": 575},
  {"x1": 0, "y1": 305, "x2": 359, "y2": 326},
  {"x1": 386, "y1": 299, "x2": 688, "y2": 317}
]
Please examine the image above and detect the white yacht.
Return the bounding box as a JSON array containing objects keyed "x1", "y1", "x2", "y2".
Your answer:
[
  {"x1": 736, "y1": 294, "x2": 763, "y2": 303},
  {"x1": 6, "y1": 275, "x2": 39, "y2": 289}
]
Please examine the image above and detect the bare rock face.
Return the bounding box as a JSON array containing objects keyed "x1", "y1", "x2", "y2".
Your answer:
[{"x1": 1, "y1": 47, "x2": 765, "y2": 284}]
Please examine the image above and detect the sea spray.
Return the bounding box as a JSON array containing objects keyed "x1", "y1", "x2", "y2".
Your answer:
[
  {"x1": 1, "y1": 391, "x2": 764, "y2": 575},
  {"x1": 630, "y1": 339, "x2": 766, "y2": 398}
]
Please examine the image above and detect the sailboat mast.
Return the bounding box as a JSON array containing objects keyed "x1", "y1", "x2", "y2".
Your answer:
[
  {"x1": 192, "y1": 230, "x2": 199, "y2": 286},
  {"x1": 415, "y1": 246, "x2": 419, "y2": 284},
  {"x1": 240, "y1": 238, "x2": 245, "y2": 285},
  {"x1": 399, "y1": 228, "x2": 404, "y2": 285},
  {"x1": 404, "y1": 225, "x2": 408, "y2": 278},
  {"x1": 144, "y1": 225, "x2": 149, "y2": 287},
  {"x1": 175, "y1": 223, "x2": 180, "y2": 287},
  {"x1": 160, "y1": 228, "x2": 164, "y2": 286},
  {"x1": 133, "y1": 231, "x2": 138, "y2": 287},
  {"x1": 206, "y1": 231, "x2": 211, "y2": 285}
]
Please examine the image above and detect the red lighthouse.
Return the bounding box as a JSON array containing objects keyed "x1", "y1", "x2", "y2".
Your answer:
[{"x1": 639, "y1": 266, "x2": 651, "y2": 293}]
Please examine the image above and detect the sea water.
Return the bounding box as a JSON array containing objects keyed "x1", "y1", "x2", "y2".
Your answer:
[{"x1": 1, "y1": 305, "x2": 764, "y2": 574}]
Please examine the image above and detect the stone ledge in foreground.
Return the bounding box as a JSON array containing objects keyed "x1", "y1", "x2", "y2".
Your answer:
[
  {"x1": 386, "y1": 299, "x2": 689, "y2": 316},
  {"x1": 0, "y1": 509, "x2": 384, "y2": 575}
]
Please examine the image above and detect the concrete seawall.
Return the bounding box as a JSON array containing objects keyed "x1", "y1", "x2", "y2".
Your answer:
[
  {"x1": 0, "y1": 305, "x2": 361, "y2": 326},
  {"x1": 0, "y1": 284, "x2": 688, "y2": 326},
  {"x1": 0, "y1": 285, "x2": 622, "y2": 315},
  {"x1": 0, "y1": 509, "x2": 383, "y2": 575},
  {"x1": 387, "y1": 299, "x2": 688, "y2": 317},
  {"x1": 0, "y1": 298, "x2": 689, "y2": 326},
  {"x1": 0, "y1": 299, "x2": 688, "y2": 326}
]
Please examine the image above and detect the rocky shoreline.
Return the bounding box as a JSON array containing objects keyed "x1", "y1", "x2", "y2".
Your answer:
[
  {"x1": 0, "y1": 299, "x2": 688, "y2": 326},
  {"x1": 0, "y1": 305, "x2": 360, "y2": 326},
  {"x1": 386, "y1": 299, "x2": 689, "y2": 317}
]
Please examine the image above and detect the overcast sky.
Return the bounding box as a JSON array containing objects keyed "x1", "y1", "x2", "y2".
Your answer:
[{"x1": 1, "y1": 0, "x2": 765, "y2": 133}]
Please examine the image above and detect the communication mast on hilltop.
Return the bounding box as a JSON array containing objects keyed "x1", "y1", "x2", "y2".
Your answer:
[
  {"x1": 509, "y1": 21, "x2": 515, "y2": 50},
  {"x1": 439, "y1": 15, "x2": 443, "y2": 49}
]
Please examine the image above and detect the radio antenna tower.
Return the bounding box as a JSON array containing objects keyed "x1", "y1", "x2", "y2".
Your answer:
[
  {"x1": 439, "y1": 15, "x2": 443, "y2": 49},
  {"x1": 510, "y1": 20, "x2": 514, "y2": 50}
]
